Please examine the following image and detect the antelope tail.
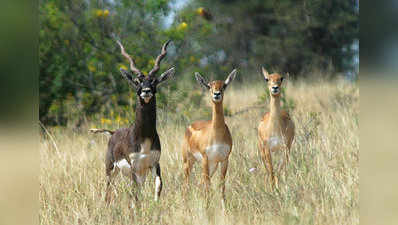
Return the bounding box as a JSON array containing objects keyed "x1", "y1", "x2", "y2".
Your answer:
[{"x1": 89, "y1": 128, "x2": 115, "y2": 135}]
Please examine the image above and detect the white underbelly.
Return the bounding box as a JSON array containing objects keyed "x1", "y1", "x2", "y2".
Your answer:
[
  {"x1": 206, "y1": 144, "x2": 231, "y2": 162},
  {"x1": 268, "y1": 136, "x2": 284, "y2": 150},
  {"x1": 114, "y1": 151, "x2": 160, "y2": 182},
  {"x1": 193, "y1": 144, "x2": 231, "y2": 162},
  {"x1": 193, "y1": 144, "x2": 231, "y2": 177}
]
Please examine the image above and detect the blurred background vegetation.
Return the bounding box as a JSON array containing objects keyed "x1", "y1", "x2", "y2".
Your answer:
[{"x1": 39, "y1": 0, "x2": 358, "y2": 127}]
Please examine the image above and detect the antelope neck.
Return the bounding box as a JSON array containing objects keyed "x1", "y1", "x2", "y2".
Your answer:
[
  {"x1": 269, "y1": 95, "x2": 281, "y2": 122},
  {"x1": 211, "y1": 101, "x2": 225, "y2": 129},
  {"x1": 133, "y1": 96, "x2": 157, "y2": 135}
]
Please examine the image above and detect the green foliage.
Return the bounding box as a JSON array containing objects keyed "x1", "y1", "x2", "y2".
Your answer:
[
  {"x1": 39, "y1": 0, "x2": 172, "y2": 125},
  {"x1": 39, "y1": 0, "x2": 358, "y2": 126},
  {"x1": 189, "y1": 91, "x2": 203, "y2": 107},
  {"x1": 173, "y1": 0, "x2": 358, "y2": 78},
  {"x1": 223, "y1": 106, "x2": 232, "y2": 117},
  {"x1": 280, "y1": 89, "x2": 296, "y2": 111},
  {"x1": 257, "y1": 88, "x2": 270, "y2": 104}
]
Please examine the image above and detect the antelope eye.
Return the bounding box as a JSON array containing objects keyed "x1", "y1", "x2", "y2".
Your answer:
[{"x1": 265, "y1": 78, "x2": 269, "y2": 82}]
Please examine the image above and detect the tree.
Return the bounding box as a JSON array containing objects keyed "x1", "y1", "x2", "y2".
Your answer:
[
  {"x1": 39, "y1": 0, "x2": 358, "y2": 126},
  {"x1": 39, "y1": 0, "x2": 172, "y2": 125},
  {"x1": 172, "y1": 0, "x2": 358, "y2": 78}
]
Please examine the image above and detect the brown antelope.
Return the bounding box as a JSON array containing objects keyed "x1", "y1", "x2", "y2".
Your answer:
[
  {"x1": 258, "y1": 67, "x2": 295, "y2": 190},
  {"x1": 182, "y1": 69, "x2": 237, "y2": 203},
  {"x1": 90, "y1": 40, "x2": 175, "y2": 204}
]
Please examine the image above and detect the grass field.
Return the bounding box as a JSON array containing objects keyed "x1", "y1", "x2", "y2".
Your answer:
[{"x1": 39, "y1": 77, "x2": 359, "y2": 225}]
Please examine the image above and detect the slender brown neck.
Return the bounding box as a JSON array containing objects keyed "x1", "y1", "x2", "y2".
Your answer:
[
  {"x1": 269, "y1": 95, "x2": 281, "y2": 121},
  {"x1": 211, "y1": 101, "x2": 225, "y2": 128}
]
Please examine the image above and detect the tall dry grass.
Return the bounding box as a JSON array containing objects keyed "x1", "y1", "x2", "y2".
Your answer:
[{"x1": 40, "y1": 77, "x2": 359, "y2": 225}]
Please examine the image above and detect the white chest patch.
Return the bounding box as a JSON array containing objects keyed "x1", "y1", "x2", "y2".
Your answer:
[
  {"x1": 193, "y1": 144, "x2": 231, "y2": 162},
  {"x1": 193, "y1": 152, "x2": 203, "y2": 161},
  {"x1": 206, "y1": 144, "x2": 231, "y2": 162},
  {"x1": 268, "y1": 136, "x2": 283, "y2": 149},
  {"x1": 193, "y1": 144, "x2": 230, "y2": 177}
]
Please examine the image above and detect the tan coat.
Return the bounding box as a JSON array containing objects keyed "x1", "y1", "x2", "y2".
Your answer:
[
  {"x1": 182, "y1": 70, "x2": 237, "y2": 202},
  {"x1": 258, "y1": 68, "x2": 295, "y2": 189}
]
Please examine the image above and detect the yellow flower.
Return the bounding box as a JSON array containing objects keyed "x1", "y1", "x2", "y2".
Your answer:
[
  {"x1": 101, "y1": 118, "x2": 112, "y2": 125},
  {"x1": 96, "y1": 9, "x2": 103, "y2": 17},
  {"x1": 190, "y1": 56, "x2": 196, "y2": 63},
  {"x1": 103, "y1": 9, "x2": 110, "y2": 17},
  {"x1": 88, "y1": 65, "x2": 96, "y2": 72},
  {"x1": 197, "y1": 7, "x2": 204, "y2": 14},
  {"x1": 119, "y1": 64, "x2": 128, "y2": 71},
  {"x1": 178, "y1": 22, "x2": 188, "y2": 31}
]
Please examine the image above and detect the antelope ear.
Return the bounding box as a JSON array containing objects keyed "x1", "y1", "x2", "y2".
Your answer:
[
  {"x1": 282, "y1": 72, "x2": 289, "y2": 86},
  {"x1": 120, "y1": 68, "x2": 140, "y2": 89},
  {"x1": 195, "y1": 72, "x2": 210, "y2": 90},
  {"x1": 262, "y1": 67, "x2": 270, "y2": 82},
  {"x1": 223, "y1": 69, "x2": 237, "y2": 90},
  {"x1": 156, "y1": 67, "x2": 175, "y2": 86}
]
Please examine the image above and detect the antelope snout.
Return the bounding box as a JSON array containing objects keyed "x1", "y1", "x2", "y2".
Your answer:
[
  {"x1": 142, "y1": 88, "x2": 151, "y2": 94},
  {"x1": 271, "y1": 86, "x2": 280, "y2": 94},
  {"x1": 213, "y1": 91, "x2": 222, "y2": 101},
  {"x1": 140, "y1": 88, "x2": 153, "y2": 103}
]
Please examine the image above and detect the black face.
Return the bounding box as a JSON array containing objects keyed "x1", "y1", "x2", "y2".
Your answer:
[
  {"x1": 120, "y1": 67, "x2": 175, "y2": 104},
  {"x1": 136, "y1": 76, "x2": 157, "y2": 103}
]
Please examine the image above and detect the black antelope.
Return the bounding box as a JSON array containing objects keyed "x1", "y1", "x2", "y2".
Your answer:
[
  {"x1": 257, "y1": 67, "x2": 295, "y2": 190},
  {"x1": 90, "y1": 40, "x2": 175, "y2": 203},
  {"x1": 182, "y1": 69, "x2": 237, "y2": 204}
]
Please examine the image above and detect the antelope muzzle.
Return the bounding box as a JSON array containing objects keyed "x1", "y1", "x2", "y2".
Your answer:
[
  {"x1": 140, "y1": 88, "x2": 153, "y2": 103},
  {"x1": 212, "y1": 91, "x2": 222, "y2": 102},
  {"x1": 271, "y1": 86, "x2": 280, "y2": 95}
]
